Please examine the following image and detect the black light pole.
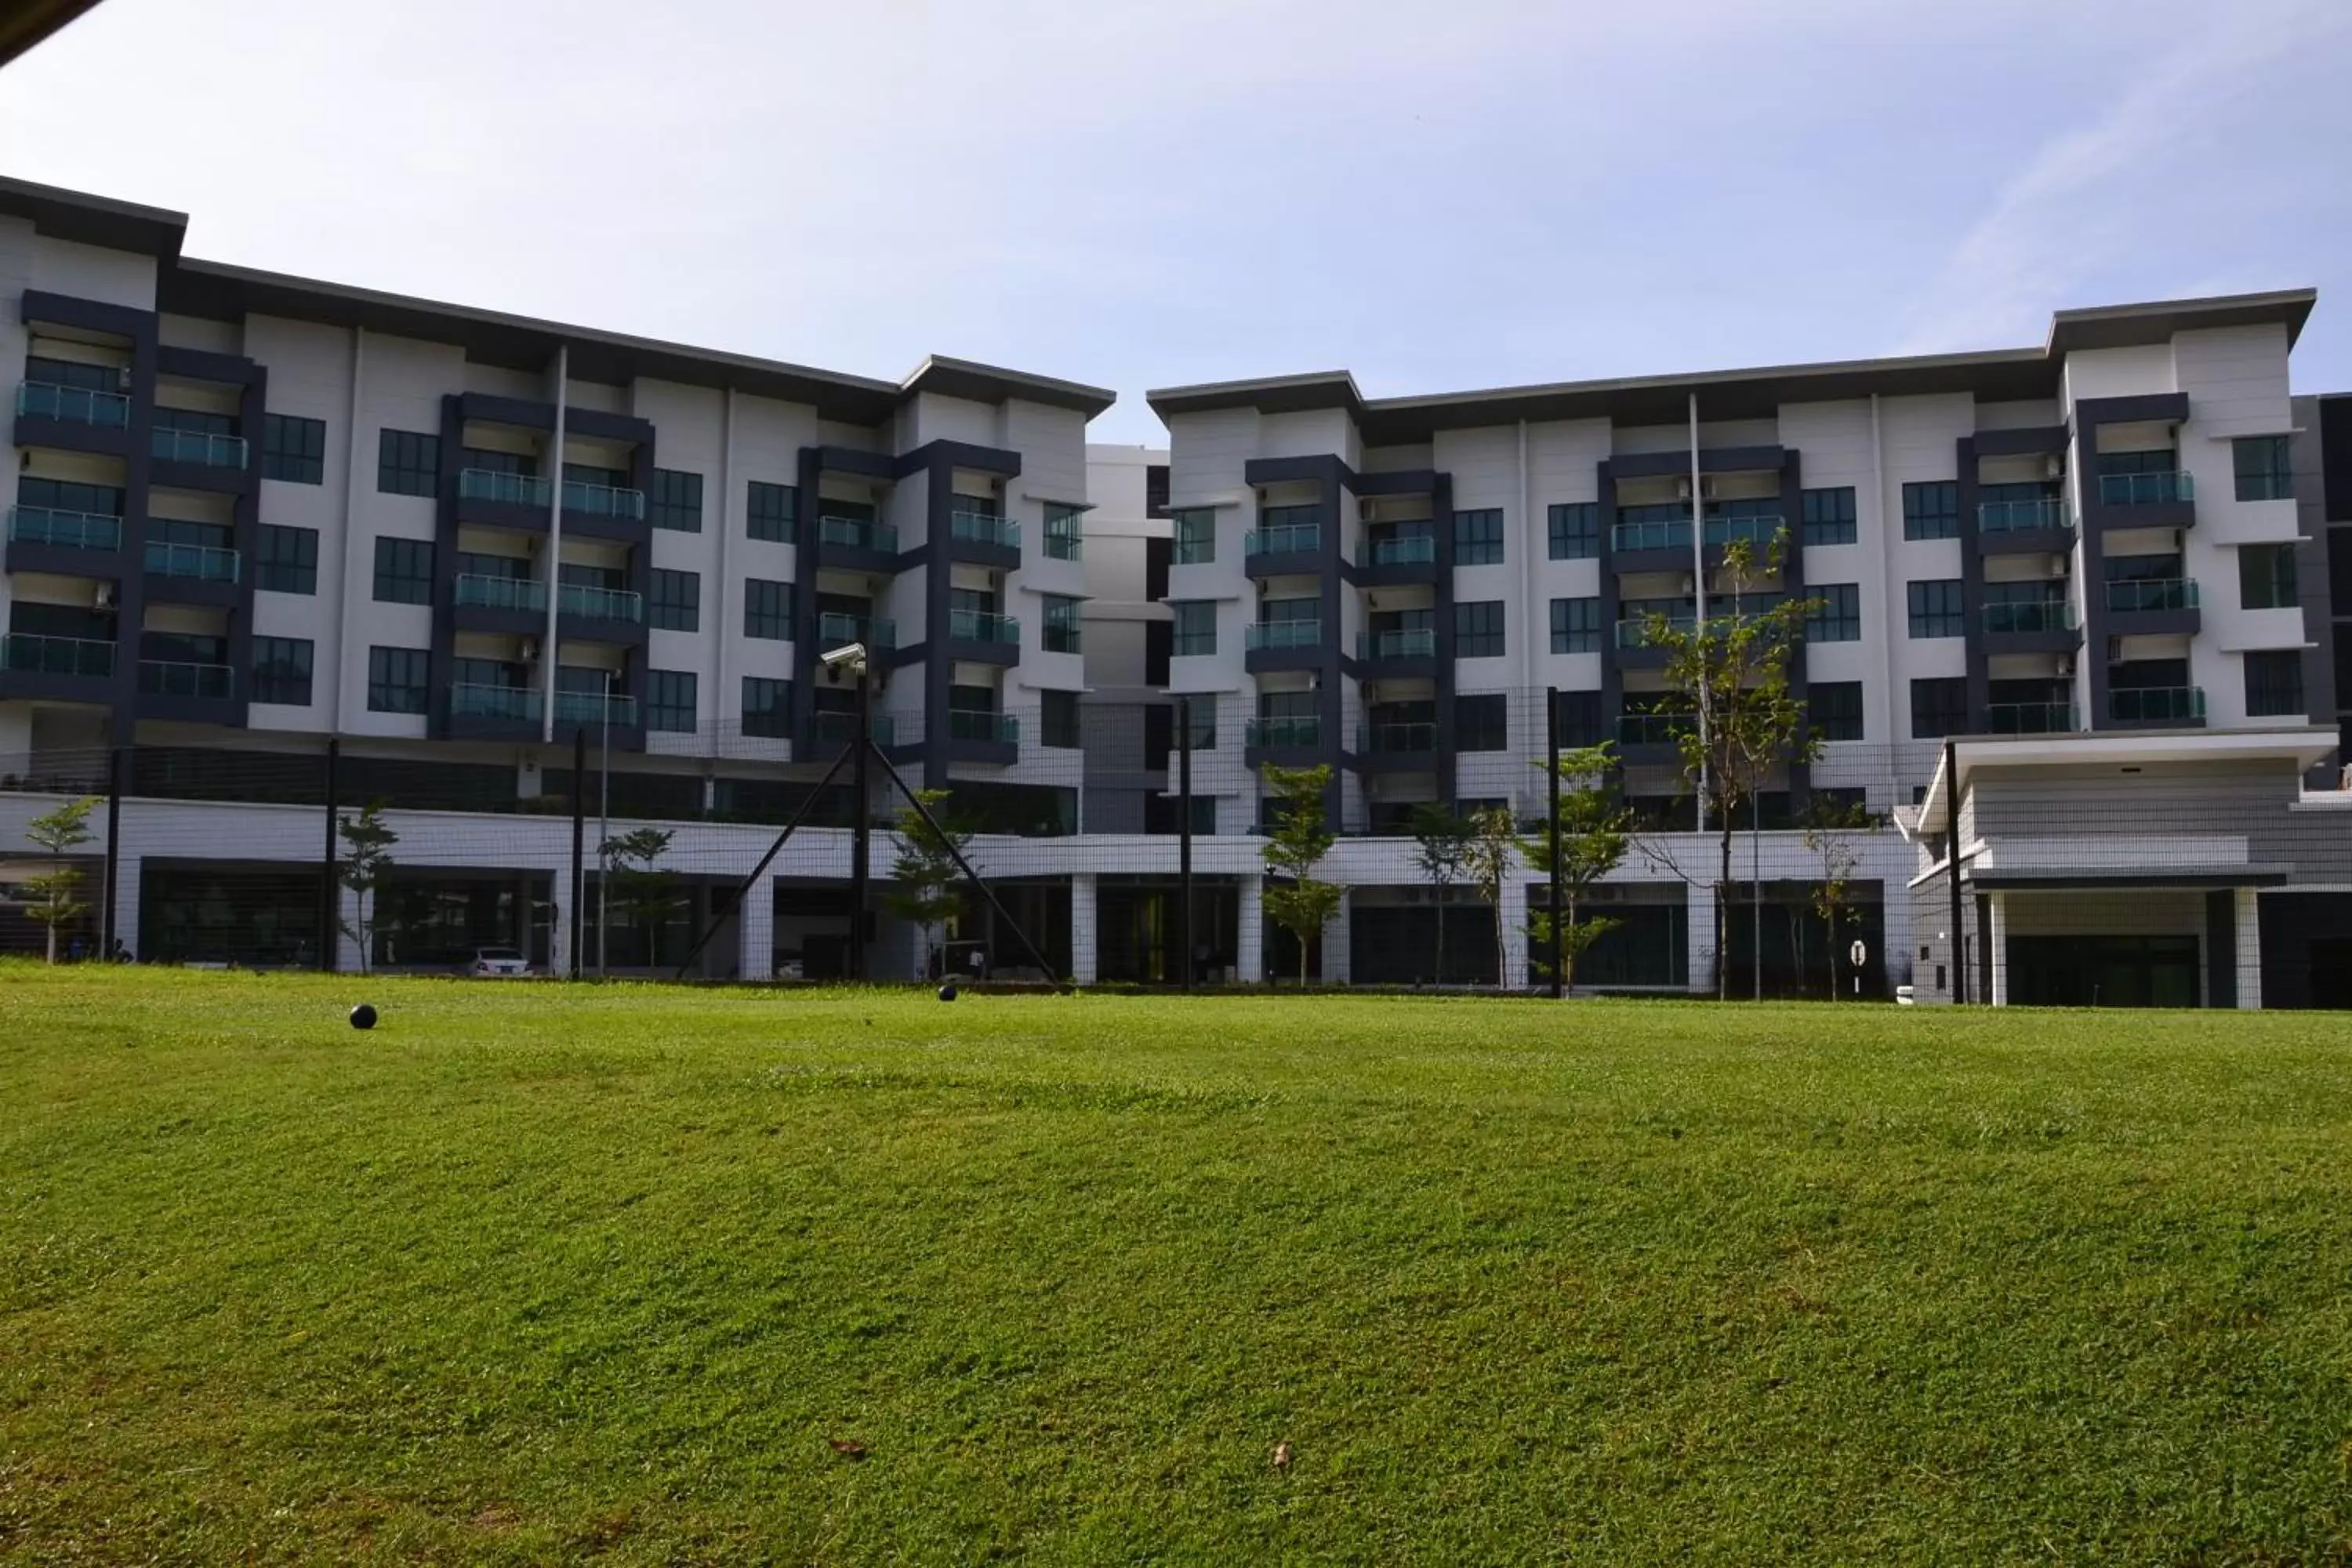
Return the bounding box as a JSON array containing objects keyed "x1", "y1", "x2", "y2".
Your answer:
[
  {"x1": 100, "y1": 745, "x2": 122, "y2": 959},
  {"x1": 1944, "y1": 737, "x2": 1965, "y2": 1004},
  {"x1": 1178, "y1": 695, "x2": 1194, "y2": 992},
  {"x1": 318, "y1": 738, "x2": 338, "y2": 971},
  {"x1": 848, "y1": 656, "x2": 871, "y2": 983},
  {"x1": 569, "y1": 728, "x2": 586, "y2": 978},
  {"x1": 1546, "y1": 689, "x2": 1563, "y2": 1000}
]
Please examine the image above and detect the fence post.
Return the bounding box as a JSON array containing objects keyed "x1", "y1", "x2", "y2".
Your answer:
[
  {"x1": 1178, "y1": 695, "x2": 1193, "y2": 992},
  {"x1": 570, "y1": 728, "x2": 586, "y2": 978},
  {"x1": 849, "y1": 669, "x2": 871, "y2": 982},
  {"x1": 318, "y1": 739, "x2": 338, "y2": 971},
  {"x1": 103, "y1": 746, "x2": 123, "y2": 958}
]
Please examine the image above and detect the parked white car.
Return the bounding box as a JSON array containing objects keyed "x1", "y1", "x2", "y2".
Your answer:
[{"x1": 465, "y1": 946, "x2": 532, "y2": 978}]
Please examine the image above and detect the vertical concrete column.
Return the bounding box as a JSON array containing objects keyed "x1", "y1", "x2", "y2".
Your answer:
[
  {"x1": 2234, "y1": 886, "x2": 2263, "y2": 1010},
  {"x1": 1069, "y1": 873, "x2": 1099, "y2": 985},
  {"x1": 1320, "y1": 887, "x2": 1350, "y2": 985},
  {"x1": 1686, "y1": 881, "x2": 1717, "y2": 994},
  {"x1": 112, "y1": 845, "x2": 142, "y2": 961},
  {"x1": 737, "y1": 873, "x2": 775, "y2": 983},
  {"x1": 1987, "y1": 893, "x2": 2009, "y2": 1006},
  {"x1": 338, "y1": 885, "x2": 367, "y2": 972},
  {"x1": 1236, "y1": 873, "x2": 1265, "y2": 983},
  {"x1": 1500, "y1": 877, "x2": 1530, "y2": 990},
  {"x1": 546, "y1": 865, "x2": 573, "y2": 979}
]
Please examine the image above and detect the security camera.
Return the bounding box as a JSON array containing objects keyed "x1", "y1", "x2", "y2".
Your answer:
[{"x1": 821, "y1": 642, "x2": 869, "y2": 671}]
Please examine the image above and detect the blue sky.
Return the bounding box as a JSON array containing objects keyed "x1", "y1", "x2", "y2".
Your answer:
[{"x1": 4, "y1": 0, "x2": 2347, "y2": 444}]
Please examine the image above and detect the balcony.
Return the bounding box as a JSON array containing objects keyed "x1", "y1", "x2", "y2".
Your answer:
[
  {"x1": 151, "y1": 427, "x2": 248, "y2": 470},
  {"x1": 1610, "y1": 517, "x2": 1692, "y2": 554},
  {"x1": 2103, "y1": 576, "x2": 2201, "y2": 636},
  {"x1": 1363, "y1": 532, "x2": 1436, "y2": 566},
  {"x1": 557, "y1": 583, "x2": 645, "y2": 624},
  {"x1": 0, "y1": 633, "x2": 115, "y2": 702},
  {"x1": 562, "y1": 479, "x2": 645, "y2": 520},
  {"x1": 2108, "y1": 685, "x2": 2205, "y2": 727},
  {"x1": 554, "y1": 689, "x2": 637, "y2": 728},
  {"x1": 1700, "y1": 514, "x2": 1784, "y2": 548},
  {"x1": 1244, "y1": 716, "x2": 1321, "y2": 750},
  {"x1": 1980, "y1": 599, "x2": 2078, "y2": 644},
  {"x1": 1356, "y1": 720, "x2": 1439, "y2": 757},
  {"x1": 949, "y1": 510, "x2": 1021, "y2": 549},
  {"x1": 453, "y1": 574, "x2": 548, "y2": 613},
  {"x1": 460, "y1": 468, "x2": 553, "y2": 508},
  {"x1": 1616, "y1": 710, "x2": 1692, "y2": 761},
  {"x1": 812, "y1": 710, "x2": 899, "y2": 746},
  {"x1": 949, "y1": 608, "x2": 1020, "y2": 644},
  {"x1": 1356, "y1": 626, "x2": 1435, "y2": 663},
  {"x1": 1244, "y1": 517, "x2": 1323, "y2": 578},
  {"x1": 6, "y1": 506, "x2": 122, "y2": 575},
  {"x1": 143, "y1": 541, "x2": 241, "y2": 582},
  {"x1": 1614, "y1": 615, "x2": 1694, "y2": 648},
  {"x1": 1979, "y1": 498, "x2": 2070, "y2": 535},
  {"x1": 135, "y1": 659, "x2": 235, "y2": 725},
  {"x1": 449, "y1": 683, "x2": 544, "y2": 722},
  {"x1": 948, "y1": 709, "x2": 1019, "y2": 744},
  {"x1": 817, "y1": 514, "x2": 899, "y2": 567},
  {"x1": 16, "y1": 379, "x2": 132, "y2": 460},
  {"x1": 2098, "y1": 470, "x2": 2193, "y2": 506},
  {"x1": 1983, "y1": 701, "x2": 2078, "y2": 735},
  {"x1": 1245, "y1": 619, "x2": 1321, "y2": 652},
  {"x1": 817, "y1": 611, "x2": 895, "y2": 651}
]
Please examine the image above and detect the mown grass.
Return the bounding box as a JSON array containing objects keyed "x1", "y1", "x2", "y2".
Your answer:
[{"x1": 2, "y1": 964, "x2": 2350, "y2": 1564}]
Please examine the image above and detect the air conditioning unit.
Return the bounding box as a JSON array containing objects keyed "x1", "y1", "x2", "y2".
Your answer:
[
  {"x1": 2051, "y1": 554, "x2": 2070, "y2": 577},
  {"x1": 1359, "y1": 499, "x2": 1378, "y2": 522},
  {"x1": 1679, "y1": 573, "x2": 1696, "y2": 595},
  {"x1": 2055, "y1": 654, "x2": 2073, "y2": 677},
  {"x1": 2044, "y1": 454, "x2": 2064, "y2": 480},
  {"x1": 1701, "y1": 477, "x2": 1721, "y2": 501},
  {"x1": 1675, "y1": 477, "x2": 1693, "y2": 501},
  {"x1": 93, "y1": 582, "x2": 114, "y2": 610},
  {"x1": 519, "y1": 637, "x2": 539, "y2": 662},
  {"x1": 115, "y1": 366, "x2": 133, "y2": 391}
]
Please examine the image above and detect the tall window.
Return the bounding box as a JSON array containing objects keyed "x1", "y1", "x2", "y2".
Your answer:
[
  {"x1": 1457, "y1": 693, "x2": 1508, "y2": 752},
  {"x1": 2244, "y1": 651, "x2": 2304, "y2": 717},
  {"x1": 1454, "y1": 508, "x2": 1504, "y2": 565},
  {"x1": 1040, "y1": 688, "x2": 1082, "y2": 749},
  {"x1": 646, "y1": 670, "x2": 699, "y2": 732},
  {"x1": 367, "y1": 646, "x2": 430, "y2": 713},
  {"x1": 1171, "y1": 601, "x2": 1216, "y2": 657},
  {"x1": 1801, "y1": 486, "x2": 1857, "y2": 546},
  {"x1": 250, "y1": 636, "x2": 314, "y2": 706},
  {"x1": 2238, "y1": 543, "x2": 2299, "y2": 610},
  {"x1": 372, "y1": 536, "x2": 434, "y2": 604},
  {"x1": 746, "y1": 481, "x2": 797, "y2": 543},
  {"x1": 1044, "y1": 503, "x2": 1084, "y2": 561},
  {"x1": 649, "y1": 568, "x2": 700, "y2": 633},
  {"x1": 1548, "y1": 502, "x2": 1599, "y2": 561},
  {"x1": 1909, "y1": 677, "x2": 1969, "y2": 739},
  {"x1": 376, "y1": 430, "x2": 439, "y2": 497},
  {"x1": 254, "y1": 524, "x2": 318, "y2": 594},
  {"x1": 1809, "y1": 681, "x2": 1864, "y2": 742},
  {"x1": 1172, "y1": 506, "x2": 1216, "y2": 565},
  {"x1": 1807, "y1": 583, "x2": 1862, "y2": 642},
  {"x1": 1455, "y1": 601, "x2": 1504, "y2": 658},
  {"x1": 2233, "y1": 435, "x2": 2293, "y2": 502},
  {"x1": 1902, "y1": 481, "x2": 1958, "y2": 541},
  {"x1": 650, "y1": 468, "x2": 704, "y2": 532},
  {"x1": 744, "y1": 578, "x2": 792, "y2": 640},
  {"x1": 1043, "y1": 594, "x2": 1083, "y2": 654},
  {"x1": 1549, "y1": 596, "x2": 1599, "y2": 654},
  {"x1": 742, "y1": 677, "x2": 791, "y2": 738},
  {"x1": 260, "y1": 413, "x2": 325, "y2": 484},
  {"x1": 1906, "y1": 579, "x2": 1964, "y2": 638}
]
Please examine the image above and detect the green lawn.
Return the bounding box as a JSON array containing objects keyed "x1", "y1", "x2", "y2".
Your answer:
[{"x1": 2, "y1": 968, "x2": 2350, "y2": 1564}]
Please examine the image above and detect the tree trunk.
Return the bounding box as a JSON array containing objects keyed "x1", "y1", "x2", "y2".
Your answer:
[
  {"x1": 1563, "y1": 894, "x2": 1577, "y2": 995},
  {"x1": 1434, "y1": 898, "x2": 1446, "y2": 986},
  {"x1": 45, "y1": 921, "x2": 56, "y2": 966}
]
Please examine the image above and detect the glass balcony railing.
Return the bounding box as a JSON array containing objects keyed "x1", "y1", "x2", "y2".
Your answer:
[
  {"x1": 1244, "y1": 521, "x2": 1320, "y2": 557},
  {"x1": 143, "y1": 541, "x2": 240, "y2": 581},
  {"x1": 459, "y1": 468, "x2": 552, "y2": 507},
  {"x1": 16, "y1": 379, "x2": 130, "y2": 428},
  {"x1": 950, "y1": 511, "x2": 1021, "y2": 549},
  {"x1": 817, "y1": 611, "x2": 895, "y2": 650},
  {"x1": 1357, "y1": 721, "x2": 1438, "y2": 755},
  {"x1": 555, "y1": 689, "x2": 637, "y2": 727},
  {"x1": 812, "y1": 710, "x2": 898, "y2": 746},
  {"x1": 453, "y1": 574, "x2": 547, "y2": 612},
  {"x1": 1984, "y1": 701, "x2": 2078, "y2": 734},
  {"x1": 2109, "y1": 686, "x2": 2205, "y2": 724},
  {"x1": 151, "y1": 428, "x2": 248, "y2": 468},
  {"x1": 1979, "y1": 497, "x2": 2071, "y2": 534},
  {"x1": 7, "y1": 506, "x2": 122, "y2": 550},
  {"x1": 2098, "y1": 470, "x2": 2194, "y2": 506},
  {"x1": 557, "y1": 583, "x2": 644, "y2": 622},
  {"x1": 948, "y1": 709, "x2": 1018, "y2": 743},
  {"x1": 1616, "y1": 615, "x2": 1695, "y2": 648},
  {"x1": 1701, "y1": 514, "x2": 1783, "y2": 547},
  {"x1": 1245, "y1": 716, "x2": 1320, "y2": 749},
  {"x1": 1357, "y1": 627, "x2": 1435, "y2": 660},
  {"x1": 949, "y1": 607, "x2": 1019, "y2": 644},
  {"x1": 1244, "y1": 619, "x2": 1321, "y2": 651},
  {"x1": 1611, "y1": 517, "x2": 1692, "y2": 553},
  {"x1": 2105, "y1": 577, "x2": 2198, "y2": 614},
  {"x1": 2, "y1": 631, "x2": 114, "y2": 677},
  {"x1": 1363, "y1": 532, "x2": 1436, "y2": 566},
  {"x1": 1981, "y1": 599, "x2": 2078, "y2": 633},
  {"x1": 1617, "y1": 711, "x2": 1693, "y2": 746},
  {"x1": 819, "y1": 514, "x2": 898, "y2": 554},
  {"x1": 562, "y1": 479, "x2": 646, "y2": 520},
  {"x1": 449, "y1": 683, "x2": 543, "y2": 722},
  {"x1": 137, "y1": 659, "x2": 233, "y2": 699}
]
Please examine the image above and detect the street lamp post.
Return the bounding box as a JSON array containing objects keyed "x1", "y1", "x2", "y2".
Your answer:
[{"x1": 597, "y1": 669, "x2": 612, "y2": 979}]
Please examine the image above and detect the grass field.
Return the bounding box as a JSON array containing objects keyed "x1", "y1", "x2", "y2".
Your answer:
[{"x1": 3, "y1": 967, "x2": 2350, "y2": 1564}]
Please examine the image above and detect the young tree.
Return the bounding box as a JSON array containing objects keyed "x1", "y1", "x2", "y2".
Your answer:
[
  {"x1": 1259, "y1": 764, "x2": 1341, "y2": 985},
  {"x1": 1640, "y1": 532, "x2": 1823, "y2": 999},
  {"x1": 336, "y1": 800, "x2": 398, "y2": 974},
  {"x1": 884, "y1": 788, "x2": 969, "y2": 982},
  {"x1": 22, "y1": 795, "x2": 98, "y2": 965},
  {"x1": 1802, "y1": 795, "x2": 1880, "y2": 1001},
  {"x1": 1465, "y1": 804, "x2": 1518, "y2": 987},
  {"x1": 1519, "y1": 744, "x2": 1635, "y2": 994},
  {"x1": 599, "y1": 826, "x2": 681, "y2": 968},
  {"x1": 1407, "y1": 803, "x2": 1472, "y2": 985}
]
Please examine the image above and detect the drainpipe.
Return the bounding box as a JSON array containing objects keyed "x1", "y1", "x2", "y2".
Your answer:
[{"x1": 540, "y1": 344, "x2": 569, "y2": 742}]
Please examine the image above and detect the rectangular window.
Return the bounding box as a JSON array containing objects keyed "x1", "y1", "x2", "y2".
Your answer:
[
  {"x1": 1454, "y1": 508, "x2": 1504, "y2": 566},
  {"x1": 1801, "y1": 486, "x2": 1857, "y2": 546},
  {"x1": 1172, "y1": 506, "x2": 1216, "y2": 565},
  {"x1": 376, "y1": 429, "x2": 439, "y2": 497},
  {"x1": 1907, "y1": 579, "x2": 1965, "y2": 638},
  {"x1": 1909, "y1": 677, "x2": 1969, "y2": 739},
  {"x1": 250, "y1": 635, "x2": 314, "y2": 706},
  {"x1": 260, "y1": 413, "x2": 326, "y2": 485},
  {"x1": 744, "y1": 578, "x2": 793, "y2": 641},
  {"x1": 1170, "y1": 600, "x2": 1217, "y2": 657},
  {"x1": 1902, "y1": 481, "x2": 1958, "y2": 541},
  {"x1": 1807, "y1": 583, "x2": 1861, "y2": 642},
  {"x1": 650, "y1": 468, "x2": 704, "y2": 532},
  {"x1": 1457, "y1": 693, "x2": 1508, "y2": 752},
  {"x1": 1552, "y1": 689, "x2": 1603, "y2": 748},
  {"x1": 254, "y1": 524, "x2": 318, "y2": 594},
  {"x1": 2233, "y1": 435, "x2": 2293, "y2": 503},
  {"x1": 649, "y1": 568, "x2": 700, "y2": 632},
  {"x1": 747, "y1": 481, "x2": 797, "y2": 543},
  {"x1": 646, "y1": 670, "x2": 698, "y2": 733},
  {"x1": 372, "y1": 536, "x2": 434, "y2": 604},
  {"x1": 2238, "y1": 543, "x2": 2299, "y2": 610},
  {"x1": 1043, "y1": 593, "x2": 1083, "y2": 654},
  {"x1": 1044, "y1": 503, "x2": 1084, "y2": 561},
  {"x1": 1455, "y1": 600, "x2": 1504, "y2": 658},
  {"x1": 366, "y1": 645, "x2": 430, "y2": 714},
  {"x1": 1548, "y1": 502, "x2": 1599, "y2": 561},
  {"x1": 1040, "y1": 688, "x2": 1081, "y2": 749},
  {"x1": 1549, "y1": 596, "x2": 1600, "y2": 654},
  {"x1": 2245, "y1": 651, "x2": 2304, "y2": 717},
  {"x1": 1809, "y1": 681, "x2": 1864, "y2": 742},
  {"x1": 742, "y1": 676, "x2": 792, "y2": 739}
]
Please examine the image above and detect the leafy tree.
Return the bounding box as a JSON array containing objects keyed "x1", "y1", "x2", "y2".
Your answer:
[
  {"x1": 1259, "y1": 764, "x2": 1341, "y2": 985},
  {"x1": 1407, "y1": 803, "x2": 1472, "y2": 985},
  {"x1": 336, "y1": 800, "x2": 397, "y2": 974},
  {"x1": 22, "y1": 795, "x2": 97, "y2": 965},
  {"x1": 1465, "y1": 804, "x2": 1518, "y2": 987},
  {"x1": 884, "y1": 788, "x2": 969, "y2": 982},
  {"x1": 599, "y1": 826, "x2": 681, "y2": 967},
  {"x1": 1802, "y1": 795, "x2": 1880, "y2": 1001},
  {"x1": 1519, "y1": 743, "x2": 1635, "y2": 993},
  {"x1": 1640, "y1": 532, "x2": 1822, "y2": 999}
]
